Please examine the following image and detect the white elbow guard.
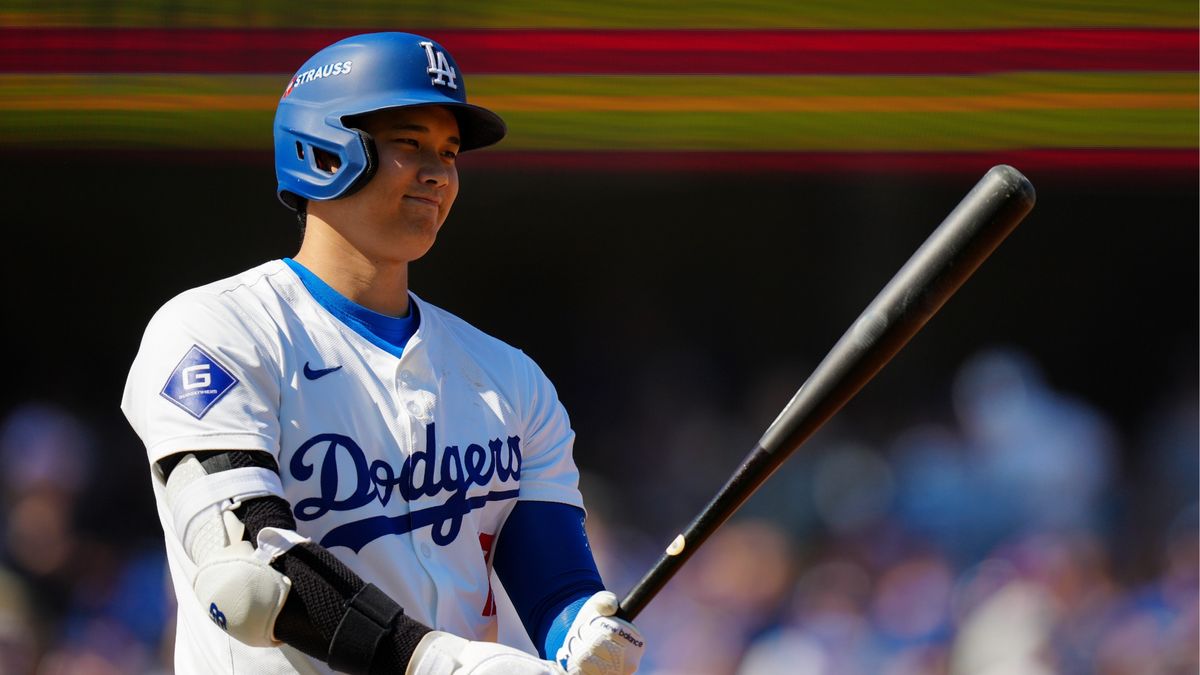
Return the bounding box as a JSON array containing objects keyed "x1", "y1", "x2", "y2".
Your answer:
[
  {"x1": 164, "y1": 454, "x2": 310, "y2": 646},
  {"x1": 407, "y1": 632, "x2": 567, "y2": 675}
]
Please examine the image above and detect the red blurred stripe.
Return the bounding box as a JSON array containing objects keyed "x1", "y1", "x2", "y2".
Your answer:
[
  {"x1": 3, "y1": 27, "x2": 345, "y2": 73},
  {"x1": 3, "y1": 27, "x2": 1196, "y2": 74}
]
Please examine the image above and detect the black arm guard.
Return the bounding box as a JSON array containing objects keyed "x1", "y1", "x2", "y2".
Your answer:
[{"x1": 158, "y1": 450, "x2": 433, "y2": 674}]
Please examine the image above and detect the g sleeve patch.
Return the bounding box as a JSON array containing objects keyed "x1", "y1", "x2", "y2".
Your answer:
[{"x1": 160, "y1": 345, "x2": 239, "y2": 419}]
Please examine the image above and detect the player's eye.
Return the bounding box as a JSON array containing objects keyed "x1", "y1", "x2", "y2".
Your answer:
[{"x1": 442, "y1": 149, "x2": 458, "y2": 160}]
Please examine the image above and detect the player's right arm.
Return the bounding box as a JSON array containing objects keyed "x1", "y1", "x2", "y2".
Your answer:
[{"x1": 158, "y1": 447, "x2": 565, "y2": 675}]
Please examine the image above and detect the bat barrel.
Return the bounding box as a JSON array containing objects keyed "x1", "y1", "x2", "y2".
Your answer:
[
  {"x1": 758, "y1": 164, "x2": 1034, "y2": 455},
  {"x1": 617, "y1": 165, "x2": 1034, "y2": 621}
]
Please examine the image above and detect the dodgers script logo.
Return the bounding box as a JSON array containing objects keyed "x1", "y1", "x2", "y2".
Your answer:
[{"x1": 289, "y1": 423, "x2": 520, "y2": 551}]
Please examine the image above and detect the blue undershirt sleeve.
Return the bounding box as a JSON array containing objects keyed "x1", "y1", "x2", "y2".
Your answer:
[{"x1": 492, "y1": 501, "x2": 605, "y2": 660}]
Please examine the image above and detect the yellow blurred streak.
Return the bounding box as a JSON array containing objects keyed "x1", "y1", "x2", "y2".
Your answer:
[
  {"x1": 4, "y1": 92, "x2": 1191, "y2": 114},
  {"x1": 1, "y1": 0, "x2": 1195, "y2": 28}
]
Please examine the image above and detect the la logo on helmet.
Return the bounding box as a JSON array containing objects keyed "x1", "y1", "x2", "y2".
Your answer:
[{"x1": 419, "y1": 42, "x2": 458, "y2": 90}]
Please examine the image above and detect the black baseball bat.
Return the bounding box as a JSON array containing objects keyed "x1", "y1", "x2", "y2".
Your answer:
[{"x1": 616, "y1": 164, "x2": 1036, "y2": 621}]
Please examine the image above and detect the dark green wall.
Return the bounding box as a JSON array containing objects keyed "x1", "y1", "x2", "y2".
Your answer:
[{"x1": 3, "y1": 156, "x2": 1195, "y2": 530}]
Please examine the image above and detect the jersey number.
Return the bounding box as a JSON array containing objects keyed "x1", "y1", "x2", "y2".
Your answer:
[{"x1": 209, "y1": 602, "x2": 228, "y2": 630}]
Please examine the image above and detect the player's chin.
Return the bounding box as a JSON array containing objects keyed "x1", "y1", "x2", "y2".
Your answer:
[{"x1": 392, "y1": 227, "x2": 440, "y2": 261}]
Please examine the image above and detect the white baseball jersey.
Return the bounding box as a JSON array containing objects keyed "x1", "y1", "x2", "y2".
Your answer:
[{"x1": 122, "y1": 259, "x2": 583, "y2": 674}]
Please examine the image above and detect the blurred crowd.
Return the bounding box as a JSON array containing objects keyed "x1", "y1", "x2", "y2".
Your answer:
[
  {"x1": 0, "y1": 347, "x2": 1195, "y2": 674},
  {"x1": 0, "y1": 404, "x2": 170, "y2": 674},
  {"x1": 588, "y1": 348, "x2": 1198, "y2": 675}
]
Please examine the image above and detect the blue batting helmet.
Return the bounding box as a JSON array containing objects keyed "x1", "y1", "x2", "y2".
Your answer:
[{"x1": 274, "y1": 32, "x2": 506, "y2": 210}]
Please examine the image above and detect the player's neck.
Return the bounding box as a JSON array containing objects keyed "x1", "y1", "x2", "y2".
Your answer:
[{"x1": 293, "y1": 226, "x2": 412, "y2": 318}]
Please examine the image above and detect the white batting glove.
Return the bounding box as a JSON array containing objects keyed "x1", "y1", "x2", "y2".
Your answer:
[
  {"x1": 555, "y1": 591, "x2": 645, "y2": 675},
  {"x1": 407, "y1": 631, "x2": 567, "y2": 675}
]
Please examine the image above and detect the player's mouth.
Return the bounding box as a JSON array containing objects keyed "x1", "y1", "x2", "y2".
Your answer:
[{"x1": 404, "y1": 194, "x2": 441, "y2": 208}]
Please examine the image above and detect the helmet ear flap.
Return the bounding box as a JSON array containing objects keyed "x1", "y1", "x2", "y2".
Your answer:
[
  {"x1": 337, "y1": 129, "x2": 378, "y2": 200},
  {"x1": 275, "y1": 129, "x2": 374, "y2": 210}
]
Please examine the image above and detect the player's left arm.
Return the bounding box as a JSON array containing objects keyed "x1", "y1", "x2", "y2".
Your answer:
[
  {"x1": 498, "y1": 353, "x2": 645, "y2": 674},
  {"x1": 493, "y1": 501, "x2": 645, "y2": 675}
]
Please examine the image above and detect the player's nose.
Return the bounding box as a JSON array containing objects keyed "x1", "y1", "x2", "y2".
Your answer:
[{"x1": 417, "y1": 153, "x2": 452, "y2": 187}]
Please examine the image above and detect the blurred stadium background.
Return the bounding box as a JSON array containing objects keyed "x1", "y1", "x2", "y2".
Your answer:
[{"x1": 0, "y1": 1, "x2": 1196, "y2": 673}]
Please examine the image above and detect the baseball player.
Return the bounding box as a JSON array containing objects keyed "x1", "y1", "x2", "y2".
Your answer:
[{"x1": 121, "y1": 32, "x2": 645, "y2": 675}]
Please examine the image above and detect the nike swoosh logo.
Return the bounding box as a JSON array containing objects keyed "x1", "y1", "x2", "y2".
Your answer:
[{"x1": 303, "y1": 362, "x2": 342, "y2": 380}]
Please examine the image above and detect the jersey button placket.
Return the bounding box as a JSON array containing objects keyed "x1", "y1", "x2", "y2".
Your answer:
[
  {"x1": 398, "y1": 369, "x2": 420, "y2": 416},
  {"x1": 398, "y1": 369, "x2": 426, "y2": 432},
  {"x1": 397, "y1": 365, "x2": 440, "y2": 590}
]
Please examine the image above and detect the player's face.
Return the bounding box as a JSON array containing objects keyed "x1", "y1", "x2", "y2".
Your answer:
[{"x1": 314, "y1": 105, "x2": 461, "y2": 263}]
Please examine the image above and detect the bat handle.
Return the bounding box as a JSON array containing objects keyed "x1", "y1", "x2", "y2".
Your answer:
[{"x1": 617, "y1": 444, "x2": 778, "y2": 621}]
